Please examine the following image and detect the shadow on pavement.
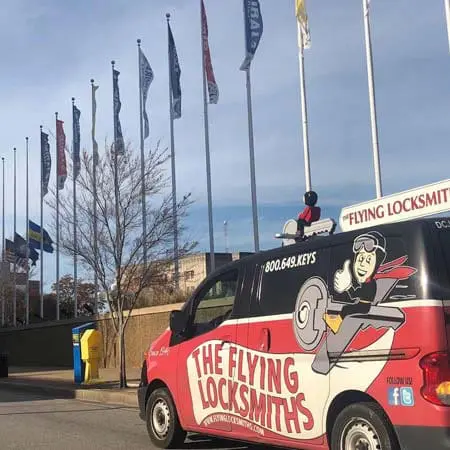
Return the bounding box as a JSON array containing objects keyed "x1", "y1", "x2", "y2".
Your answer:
[
  {"x1": 179, "y1": 434, "x2": 276, "y2": 449},
  {"x1": 0, "y1": 384, "x2": 76, "y2": 403}
]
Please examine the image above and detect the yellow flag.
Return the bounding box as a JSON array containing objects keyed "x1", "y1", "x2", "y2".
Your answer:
[{"x1": 296, "y1": 0, "x2": 311, "y2": 49}]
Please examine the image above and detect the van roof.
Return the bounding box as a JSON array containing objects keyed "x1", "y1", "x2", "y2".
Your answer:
[{"x1": 258, "y1": 216, "x2": 445, "y2": 260}]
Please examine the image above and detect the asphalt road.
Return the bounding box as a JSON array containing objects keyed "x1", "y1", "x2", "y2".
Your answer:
[{"x1": 0, "y1": 389, "x2": 270, "y2": 450}]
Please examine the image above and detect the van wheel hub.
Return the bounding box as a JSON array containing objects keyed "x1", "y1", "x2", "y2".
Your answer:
[
  {"x1": 341, "y1": 418, "x2": 380, "y2": 450},
  {"x1": 151, "y1": 399, "x2": 171, "y2": 439}
]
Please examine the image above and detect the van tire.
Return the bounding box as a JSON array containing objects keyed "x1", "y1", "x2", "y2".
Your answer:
[
  {"x1": 330, "y1": 402, "x2": 399, "y2": 450},
  {"x1": 146, "y1": 387, "x2": 186, "y2": 449}
]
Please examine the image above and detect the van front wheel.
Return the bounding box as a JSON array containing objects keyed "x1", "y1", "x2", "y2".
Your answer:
[
  {"x1": 331, "y1": 402, "x2": 399, "y2": 450},
  {"x1": 146, "y1": 387, "x2": 186, "y2": 449}
]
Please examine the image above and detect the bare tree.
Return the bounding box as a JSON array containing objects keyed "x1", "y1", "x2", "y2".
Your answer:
[{"x1": 47, "y1": 142, "x2": 196, "y2": 387}]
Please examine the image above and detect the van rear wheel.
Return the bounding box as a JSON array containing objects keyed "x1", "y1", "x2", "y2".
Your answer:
[
  {"x1": 331, "y1": 402, "x2": 399, "y2": 450},
  {"x1": 146, "y1": 387, "x2": 186, "y2": 449}
]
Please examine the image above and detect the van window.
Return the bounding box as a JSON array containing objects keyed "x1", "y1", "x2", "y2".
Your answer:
[
  {"x1": 190, "y1": 269, "x2": 238, "y2": 336},
  {"x1": 253, "y1": 249, "x2": 330, "y2": 316}
]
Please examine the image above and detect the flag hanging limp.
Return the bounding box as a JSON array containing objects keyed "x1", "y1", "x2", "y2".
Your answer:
[
  {"x1": 40, "y1": 131, "x2": 51, "y2": 197},
  {"x1": 139, "y1": 47, "x2": 154, "y2": 139},
  {"x1": 201, "y1": 0, "x2": 219, "y2": 104},
  {"x1": 296, "y1": 0, "x2": 311, "y2": 49},
  {"x1": 240, "y1": 0, "x2": 264, "y2": 71},
  {"x1": 73, "y1": 104, "x2": 81, "y2": 179},
  {"x1": 168, "y1": 21, "x2": 182, "y2": 119},
  {"x1": 113, "y1": 69, "x2": 125, "y2": 155},
  {"x1": 56, "y1": 119, "x2": 67, "y2": 190}
]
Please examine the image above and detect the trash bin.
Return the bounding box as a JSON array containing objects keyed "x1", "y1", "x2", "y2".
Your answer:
[
  {"x1": 0, "y1": 352, "x2": 8, "y2": 378},
  {"x1": 72, "y1": 323, "x2": 97, "y2": 384}
]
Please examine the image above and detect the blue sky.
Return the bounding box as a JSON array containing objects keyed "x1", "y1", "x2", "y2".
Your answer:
[{"x1": 0, "y1": 0, "x2": 449, "y2": 291}]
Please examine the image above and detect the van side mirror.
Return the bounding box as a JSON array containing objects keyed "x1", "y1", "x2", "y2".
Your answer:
[{"x1": 169, "y1": 310, "x2": 187, "y2": 335}]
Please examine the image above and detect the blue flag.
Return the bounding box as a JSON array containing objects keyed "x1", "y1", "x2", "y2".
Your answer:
[
  {"x1": 73, "y1": 104, "x2": 81, "y2": 179},
  {"x1": 139, "y1": 47, "x2": 154, "y2": 139},
  {"x1": 40, "y1": 131, "x2": 51, "y2": 197},
  {"x1": 240, "y1": 0, "x2": 264, "y2": 71},
  {"x1": 28, "y1": 220, "x2": 54, "y2": 253},
  {"x1": 168, "y1": 22, "x2": 181, "y2": 119},
  {"x1": 113, "y1": 69, "x2": 125, "y2": 155}
]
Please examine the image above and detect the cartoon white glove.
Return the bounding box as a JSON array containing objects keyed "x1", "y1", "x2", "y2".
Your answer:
[{"x1": 334, "y1": 259, "x2": 352, "y2": 293}]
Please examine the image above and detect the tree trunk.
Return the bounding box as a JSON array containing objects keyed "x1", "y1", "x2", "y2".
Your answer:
[{"x1": 118, "y1": 318, "x2": 127, "y2": 388}]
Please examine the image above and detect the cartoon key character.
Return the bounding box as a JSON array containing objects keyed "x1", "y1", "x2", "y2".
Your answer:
[{"x1": 324, "y1": 231, "x2": 388, "y2": 333}]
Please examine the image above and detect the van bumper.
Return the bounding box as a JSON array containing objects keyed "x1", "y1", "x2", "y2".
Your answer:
[
  {"x1": 395, "y1": 425, "x2": 450, "y2": 450},
  {"x1": 137, "y1": 386, "x2": 147, "y2": 421}
]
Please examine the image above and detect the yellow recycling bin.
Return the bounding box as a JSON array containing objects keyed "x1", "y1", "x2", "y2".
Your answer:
[{"x1": 80, "y1": 328, "x2": 102, "y2": 384}]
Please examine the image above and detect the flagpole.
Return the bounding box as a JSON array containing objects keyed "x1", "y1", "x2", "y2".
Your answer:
[
  {"x1": 296, "y1": 16, "x2": 312, "y2": 192},
  {"x1": 1, "y1": 157, "x2": 4, "y2": 327},
  {"x1": 13, "y1": 147, "x2": 17, "y2": 326},
  {"x1": 244, "y1": 68, "x2": 260, "y2": 253},
  {"x1": 39, "y1": 126, "x2": 44, "y2": 319},
  {"x1": 445, "y1": 0, "x2": 450, "y2": 52},
  {"x1": 112, "y1": 61, "x2": 121, "y2": 291},
  {"x1": 167, "y1": 13, "x2": 179, "y2": 290},
  {"x1": 363, "y1": 0, "x2": 382, "y2": 199},
  {"x1": 72, "y1": 98, "x2": 78, "y2": 319},
  {"x1": 137, "y1": 40, "x2": 148, "y2": 269},
  {"x1": 55, "y1": 112, "x2": 60, "y2": 321},
  {"x1": 25, "y1": 137, "x2": 29, "y2": 325},
  {"x1": 200, "y1": 0, "x2": 215, "y2": 273},
  {"x1": 91, "y1": 79, "x2": 99, "y2": 314}
]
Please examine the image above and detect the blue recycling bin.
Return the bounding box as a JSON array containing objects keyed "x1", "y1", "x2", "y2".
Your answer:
[{"x1": 72, "y1": 322, "x2": 97, "y2": 384}]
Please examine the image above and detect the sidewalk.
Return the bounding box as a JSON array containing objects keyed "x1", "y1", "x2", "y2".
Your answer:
[{"x1": 0, "y1": 367, "x2": 142, "y2": 407}]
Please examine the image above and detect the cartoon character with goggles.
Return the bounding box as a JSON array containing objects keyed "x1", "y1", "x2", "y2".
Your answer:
[{"x1": 324, "y1": 231, "x2": 416, "y2": 334}]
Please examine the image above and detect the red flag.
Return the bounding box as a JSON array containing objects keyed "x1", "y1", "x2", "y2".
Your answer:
[
  {"x1": 201, "y1": 0, "x2": 219, "y2": 104},
  {"x1": 56, "y1": 119, "x2": 67, "y2": 190}
]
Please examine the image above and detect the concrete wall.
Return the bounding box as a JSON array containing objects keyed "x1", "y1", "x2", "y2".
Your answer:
[{"x1": 0, "y1": 301, "x2": 229, "y2": 369}]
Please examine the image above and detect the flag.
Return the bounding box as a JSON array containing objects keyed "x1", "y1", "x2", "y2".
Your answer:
[
  {"x1": 14, "y1": 233, "x2": 39, "y2": 266},
  {"x1": 5, "y1": 238, "x2": 28, "y2": 271},
  {"x1": 296, "y1": 0, "x2": 311, "y2": 49},
  {"x1": 139, "y1": 47, "x2": 154, "y2": 139},
  {"x1": 201, "y1": 0, "x2": 219, "y2": 104},
  {"x1": 168, "y1": 22, "x2": 182, "y2": 119},
  {"x1": 41, "y1": 131, "x2": 51, "y2": 197},
  {"x1": 92, "y1": 83, "x2": 99, "y2": 166},
  {"x1": 56, "y1": 119, "x2": 67, "y2": 190},
  {"x1": 5, "y1": 239, "x2": 15, "y2": 264},
  {"x1": 113, "y1": 69, "x2": 125, "y2": 155},
  {"x1": 240, "y1": 0, "x2": 264, "y2": 71},
  {"x1": 73, "y1": 104, "x2": 81, "y2": 179},
  {"x1": 28, "y1": 220, "x2": 54, "y2": 253}
]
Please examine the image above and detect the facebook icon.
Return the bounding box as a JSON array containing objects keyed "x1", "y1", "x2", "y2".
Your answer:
[
  {"x1": 388, "y1": 387, "x2": 415, "y2": 406},
  {"x1": 388, "y1": 387, "x2": 400, "y2": 405}
]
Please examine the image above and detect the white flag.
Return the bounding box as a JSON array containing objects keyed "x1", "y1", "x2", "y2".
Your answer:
[{"x1": 296, "y1": 0, "x2": 311, "y2": 49}]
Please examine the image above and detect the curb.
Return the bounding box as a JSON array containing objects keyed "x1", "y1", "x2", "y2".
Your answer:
[{"x1": 0, "y1": 380, "x2": 138, "y2": 408}]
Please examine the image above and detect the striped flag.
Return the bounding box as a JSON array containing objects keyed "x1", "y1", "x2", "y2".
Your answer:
[
  {"x1": 201, "y1": 0, "x2": 219, "y2": 104},
  {"x1": 168, "y1": 21, "x2": 182, "y2": 119},
  {"x1": 296, "y1": 0, "x2": 311, "y2": 49},
  {"x1": 56, "y1": 119, "x2": 67, "y2": 190}
]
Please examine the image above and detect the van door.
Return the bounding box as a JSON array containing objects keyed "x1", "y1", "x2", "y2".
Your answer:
[
  {"x1": 175, "y1": 267, "x2": 244, "y2": 433},
  {"x1": 242, "y1": 247, "x2": 331, "y2": 447}
]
